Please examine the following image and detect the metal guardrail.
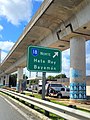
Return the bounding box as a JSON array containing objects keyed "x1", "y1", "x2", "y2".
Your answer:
[{"x1": 0, "y1": 88, "x2": 90, "y2": 120}]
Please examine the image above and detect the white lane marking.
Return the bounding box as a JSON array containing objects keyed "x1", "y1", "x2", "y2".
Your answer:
[{"x1": 0, "y1": 95, "x2": 33, "y2": 120}]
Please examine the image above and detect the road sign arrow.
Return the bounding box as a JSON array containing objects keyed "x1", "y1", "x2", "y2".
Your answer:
[{"x1": 53, "y1": 52, "x2": 58, "y2": 58}]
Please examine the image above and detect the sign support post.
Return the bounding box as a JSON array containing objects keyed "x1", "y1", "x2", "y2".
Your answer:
[{"x1": 42, "y1": 72, "x2": 46, "y2": 100}]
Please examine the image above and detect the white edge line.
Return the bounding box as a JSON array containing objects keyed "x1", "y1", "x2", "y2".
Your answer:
[{"x1": 0, "y1": 95, "x2": 31, "y2": 120}]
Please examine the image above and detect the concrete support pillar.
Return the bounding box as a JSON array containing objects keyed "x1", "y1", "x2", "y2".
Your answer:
[
  {"x1": 70, "y1": 36, "x2": 86, "y2": 100},
  {"x1": 2, "y1": 76, "x2": 5, "y2": 85},
  {"x1": 16, "y1": 68, "x2": 23, "y2": 92},
  {"x1": 0, "y1": 77, "x2": 4, "y2": 85},
  {"x1": 5, "y1": 75, "x2": 9, "y2": 87}
]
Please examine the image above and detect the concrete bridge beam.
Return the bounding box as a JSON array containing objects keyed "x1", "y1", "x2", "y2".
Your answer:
[{"x1": 0, "y1": 76, "x2": 4, "y2": 86}]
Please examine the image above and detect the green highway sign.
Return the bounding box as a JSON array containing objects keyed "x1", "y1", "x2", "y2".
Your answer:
[{"x1": 27, "y1": 46, "x2": 62, "y2": 72}]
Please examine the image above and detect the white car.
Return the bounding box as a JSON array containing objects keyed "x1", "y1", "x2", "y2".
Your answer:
[
  {"x1": 48, "y1": 87, "x2": 70, "y2": 98},
  {"x1": 26, "y1": 87, "x2": 32, "y2": 91}
]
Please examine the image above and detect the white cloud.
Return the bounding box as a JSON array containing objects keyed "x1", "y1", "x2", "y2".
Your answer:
[
  {"x1": 1, "y1": 50, "x2": 7, "y2": 62},
  {"x1": 86, "y1": 41, "x2": 90, "y2": 55},
  {"x1": 62, "y1": 49, "x2": 70, "y2": 77},
  {"x1": 0, "y1": 40, "x2": 15, "y2": 51},
  {"x1": 86, "y1": 54, "x2": 90, "y2": 64},
  {"x1": 86, "y1": 70, "x2": 90, "y2": 76},
  {"x1": 0, "y1": 0, "x2": 44, "y2": 26},
  {"x1": 0, "y1": 41, "x2": 15, "y2": 62},
  {"x1": 0, "y1": 0, "x2": 33, "y2": 25},
  {"x1": 0, "y1": 25, "x2": 3, "y2": 31},
  {"x1": 86, "y1": 41, "x2": 90, "y2": 76}
]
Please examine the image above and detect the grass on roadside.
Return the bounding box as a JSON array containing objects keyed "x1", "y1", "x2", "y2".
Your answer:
[{"x1": 34, "y1": 106, "x2": 65, "y2": 120}]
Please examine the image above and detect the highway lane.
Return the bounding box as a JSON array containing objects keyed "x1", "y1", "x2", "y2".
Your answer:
[{"x1": 0, "y1": 95, "x2": 29, "y2": 120}]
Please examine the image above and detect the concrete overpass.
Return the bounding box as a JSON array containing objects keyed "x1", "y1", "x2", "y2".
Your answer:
[{"x1": 0, "y1": 0, "x2": 90, "y2": 100}]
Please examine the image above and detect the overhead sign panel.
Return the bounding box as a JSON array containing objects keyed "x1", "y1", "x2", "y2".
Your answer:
[{"x1": 27, "y1": 46, "x2": 62, "y2": 72}]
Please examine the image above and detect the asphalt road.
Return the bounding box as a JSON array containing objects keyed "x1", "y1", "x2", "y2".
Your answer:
[{"x1": 0, "y1": 95, "x2": 28, "y2": 120}]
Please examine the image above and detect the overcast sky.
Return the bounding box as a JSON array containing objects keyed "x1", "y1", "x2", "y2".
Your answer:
[{"x1": 0, "y1": 0, "x2": 90, "y2": 78}]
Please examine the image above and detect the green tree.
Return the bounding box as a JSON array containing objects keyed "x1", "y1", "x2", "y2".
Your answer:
[
  {"x1": 23, "y1": 74, "x2": 28, "y2": 79},
  {"x1": 55, "y1": 74, "x2": 67, "y2": 79},
  {"x1": 47, "y1": 75, "x2": 55, "y2": 80},
  {"x1": 9, "y1": 74, "x2": 28, "y2": 87},
  {"x1": 9, "y1": 74, "x2": 17, "y2": 87}
]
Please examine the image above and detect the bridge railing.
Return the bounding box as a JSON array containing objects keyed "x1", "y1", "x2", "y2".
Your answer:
[{"x1": 0, "y1": 88, "x2": 90, "y2": 120}]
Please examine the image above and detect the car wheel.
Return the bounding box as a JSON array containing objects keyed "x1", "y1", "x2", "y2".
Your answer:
[
  {"x1": 57, "y1": 94, "x2": 62, "y2": 98},
  {"x1": 49, "y1": 94, "x2": 51, "y2": 97},
  {"x1": 38, "y1": 89, "x2": 42, "y2": 94}
]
